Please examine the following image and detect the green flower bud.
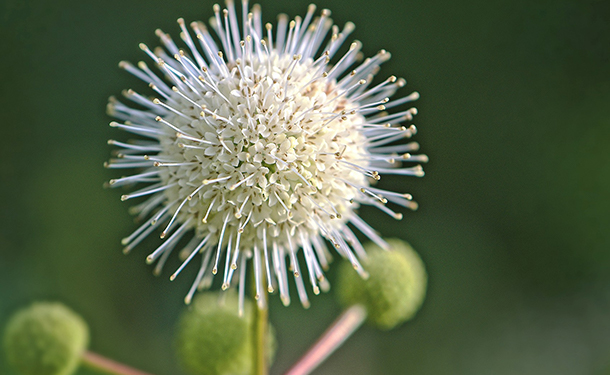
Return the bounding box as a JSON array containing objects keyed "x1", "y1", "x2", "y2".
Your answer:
[
  {"x1": 337, "y1": 239, "x2": 427, "y2": 330},
  {"x1": 175, "y1": 291, "x2": 275, "y2": 375},
  {"x1": 4, "y1": 302, "x2": 89, "y2": 375}
]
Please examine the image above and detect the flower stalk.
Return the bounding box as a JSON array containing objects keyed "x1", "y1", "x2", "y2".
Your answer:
[
  {"x1": 82, "y1": 351, "x2": 157, "y2": 375},
  {"x1": 252, "y1": 261, "x2": 270, "y2": 375},
  {"x1": 252, "y1": 296, "x2": 269, "y2": 375},
  {"x1": 284, "y1": 305, "x2": 367, "y2": 375}
]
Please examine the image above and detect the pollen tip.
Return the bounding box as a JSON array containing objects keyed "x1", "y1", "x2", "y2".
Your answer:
[
  {"x1": 169, "y1": 274, "x2": 177, "y2": 281},
  {"x1": 120, "y1": 195, "x2": 128, "y2": 201},
  {"x1": 230, "y1": 263, "x2": 237, "y2": 270},
  {"x1": 268, "y1": 286, "x2": 274, "y2": 293},
  {"x1": 160, "y1": 232, "x2": 167, "y2": 239},
  {"x1": 212, "y1": 268, "x2": 218, "y2": 275},
  {"x1": 146, "y1": 255, "x2": 154, "y2": 263},
  {"x1": 221, "y1": 283, "x2": 229, "y2": 290}
]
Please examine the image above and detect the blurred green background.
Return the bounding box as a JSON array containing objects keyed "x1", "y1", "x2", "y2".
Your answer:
[{"x1": 1, "y1": 0, "x2": 609, "y2": 374}]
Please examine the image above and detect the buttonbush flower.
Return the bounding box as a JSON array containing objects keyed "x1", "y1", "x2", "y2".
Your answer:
[{"x1": 106, "y1": 1, "x2": 426, "y2": 310}]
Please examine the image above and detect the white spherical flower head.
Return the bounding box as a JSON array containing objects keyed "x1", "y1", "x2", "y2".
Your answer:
[{"x1": 106, "y1": 1, "x2": 427, "y2": 310}]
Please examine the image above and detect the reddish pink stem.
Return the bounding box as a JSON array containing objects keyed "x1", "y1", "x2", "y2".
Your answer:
[
  {"x1": 82, "y1": 351, "x2": 158, "y2": 375},
  {"x1": 284, "y1": 305, "x2": 367, "y2": 375}
]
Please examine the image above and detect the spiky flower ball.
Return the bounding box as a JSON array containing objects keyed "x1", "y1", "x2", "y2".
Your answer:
[
  {"x1": 337, "y1": 239, "x2": 427, "y2": 330},
  {"x1": 3, "y1": 302, "x2": 89, "y2": 375},
  {"x1": 175, "y1": 292, "x2": 275, "y2": 375},
  {"x1": 107, "y1": 1, "x2": 427, "y2": 308}
]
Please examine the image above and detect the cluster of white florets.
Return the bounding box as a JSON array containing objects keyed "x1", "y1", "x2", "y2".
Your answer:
[{"x1": 106, "y1": 1, "x2": 426, "y2": 310}]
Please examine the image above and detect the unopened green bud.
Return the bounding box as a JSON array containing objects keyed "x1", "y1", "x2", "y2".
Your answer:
[
  {"x1": 337, "y1": 239, "x2": 427, "y2": 330},
  {"x1": 4, "y1": 302, "x2": 89, "y2": 375},
  {"x1": 175, "y1": 291, "x2": 275, "y2": 375}
]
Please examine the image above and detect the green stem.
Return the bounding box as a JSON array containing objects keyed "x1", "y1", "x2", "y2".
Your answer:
[
  {"x1": 252, "y1": 274, "x2": 269, "y2": 375},
  {"x1": 81, "y1": 351, "x2": 157, "y2": 375}
]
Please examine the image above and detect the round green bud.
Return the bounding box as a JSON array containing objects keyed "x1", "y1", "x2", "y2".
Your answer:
[
  {"x1": 175, "y1": 291, "x2": 275, "y2": 375},
  {"x1": 337, "y1": 239, "x2": 427, "y2": 330},
  {"x1": 4, "y1": 302, "x2": 89, "y2": 375}
]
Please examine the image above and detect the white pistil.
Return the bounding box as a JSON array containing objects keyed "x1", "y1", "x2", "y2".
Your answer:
[
  {"x1": 184, "y1": 247, "x2": 213, "y2": 304},
  {"x1": 176, "y1": 132, "x2": 214, "y2": 145},
  {"x1": 146, "y1": 217, "x2": 193, "y2": 264},
  {"x1": 253, "y1": 243, "x2": 265, "y2": 307},
  {"x1": 108, "y1": 170, "x2": 160, "y2": 187},
  {"x1": 213, "y1": 213, "x2": 231, "y2": 275},
  {"x1": 109, "y1": 121, "x2": 164, "y2": 138},
  {"x1": 201, "y1": 196, "x2": 217, "y2": 224},
  {"x1": 170, "y1": 233, "x2": 212, "y2": 281},
  {"x1": 262, "y1": 227, "x2": 274, "y2": 293},
  {"x1": 120, "y1": 182, "x2": 176, "y2": 201},
  {"x1": 229, "y1": 173, "x2": 255, "y2": 191}
]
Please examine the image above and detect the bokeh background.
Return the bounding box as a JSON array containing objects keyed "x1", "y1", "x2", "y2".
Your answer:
[{"x1": 1, "y1": 0, "x2": 609, "y2": 374}]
